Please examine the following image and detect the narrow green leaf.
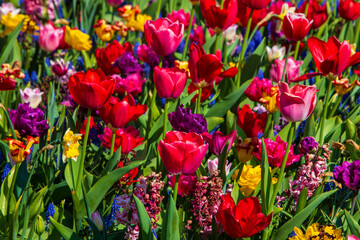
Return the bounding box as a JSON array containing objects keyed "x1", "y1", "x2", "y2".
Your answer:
[
  {"x1": 295, "y1": 188, "x2": 308, "y2": 215},
  {"x1": 133, "y1": 195, "x2": 153, "y2": 240},
  {"x1": 261, "y1": 140, "x2": 273, "y2": 216},
  {"x1": 0, "y1": 19, "x2": 24, "y2": 63},
  {"x1": 50, "y1": 217, "x2": 81, "y2": 240},
  {"x1": 345, "y1": 210, "x2": 360, "y2": 237},
  {"x1": 162, "y1": 195, "x2": 180, "y2": 240}
]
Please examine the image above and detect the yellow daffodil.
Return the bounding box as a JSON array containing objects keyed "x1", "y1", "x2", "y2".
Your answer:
[
  {"x1": 126, "y1": 14, "x2": 152, "y2": 32},
  {"x1": 93, "y1": 20, "x2": 114, "y2": 42},
  {"x1": 64, "y1": 26, "x2": 92, "y2": 51},
  {"x1": 289, "y1": 223, "x2": 342, "y2": 240},
  {"x1": 62, "y1": 128, "x2": 82, "y2": 162},
  {"x1": 0, "y1": 12, "x2": 38, "y2": 37},
  {"x1": 6, "y1": 136, "x2": 37, "y2": 163}
]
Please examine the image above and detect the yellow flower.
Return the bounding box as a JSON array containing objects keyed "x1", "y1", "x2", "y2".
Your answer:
[
  {"x1": 259, "y1": 86, "x2": 279, "y2": 113},
  {"x1": 232, "y1": 165, "x2": 277, "y2": 197},
  {"x1": 118, "y1": 4, "x2": 141, "y2": 22},
  {"x1": 62, "y1": 128, "x2": 82, "y2": 162},
  {"x1": 332, "y1": 78, "x2": 354, "y2": 96},
  {"x1": 126, "y1": 14, "x2": 152, "y2": 32},
  {"x1": 0, "y1": 13, "x2": 38, "y2": 37},
  {"x1": 289, "y1": 223, "x2": 342, "y2": 240},
  {"x1": 175, "y1": 60, "x2": 190, "y2": 77},
  {"x1": 112, "y1": 21, "x2": 129, "y2": 37},
  {"x1": 7, "y1": 136, "x2": 37, "y2": 163},
  {"x1": 93, "y1": 20, "x2": 114, "y2": 42},
  {"x1": 64, "y1": 26, "x2": 92, "y2": 51}
]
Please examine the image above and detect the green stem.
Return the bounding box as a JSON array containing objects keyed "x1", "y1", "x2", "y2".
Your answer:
[
  {"x1": 293, "y1": 41, "x2": 300, "y2": 60},
  {"x1": 223, "y1": 40, "x2": 228, "y2": 65},
  {"x1": 269, "y1": 122, "x2": 296, "y2": 207},
  {"x1": 213, "y1": 33, "x2": 221, "y2": 54},
  {"x1": 220, "y1": 0, "x2": 225, "y2": 8},
  {"x1": 182, "y1": 7, "x2": 195, "y2": 61},
  {"x1": 196, "y1": 87, "x2": 202, "y2": 114},
  {"x1": 7, "y1": 163, "x2": 20, "y2": 222},
  {"x1": 172, "y1": 0, "x2": 177, "y2": 11},
  {"x1": 173, "y1": 174, "x2": 180, "y2": 205},
  {"x1": 281, "y1": 46, "x2": 291, "y2": 83},
  {"x1": 328, "y1": 95, "x2": 341, "y2": 118},
  {"x1": 111, "y1": 6, "x2": 115, "y2": 25},
  {"x1": 163, "y1": 100, "x2": 169, "y2": 139},
  {"x1": 355, "y1": 18, "x2": 360, "y2": 47},
  {"x1": 236, "y1": 9, "x2": 253, "y2": 88},
  {"x1": 76, "y1": 108, "x2": 92, "y2": 191},
  {"x1": 263, "y1": 113, "x2": 273, "y2": 138},
  {"x1": 156, "y1": 0, "x2": 162, "y2": 18},
  {"x1": 110, "y1": 131, "x2": 116, "y2": 156},
  {"x1": 319, "y1": 79, "x2": 332, "y2": 145},
  {"x1": 351, "y1": 192, "x2": 358, "y2": 216}
]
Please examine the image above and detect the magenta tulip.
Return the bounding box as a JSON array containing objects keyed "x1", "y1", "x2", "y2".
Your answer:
[
  {"x1": 153, "y1": 66, "x2": 187, "y2": 99},
  {"x1": 158, "y1": 131, "x2": 208, "y2": 175},
  {"x1": 39, "y1": 21, "x2": 64, "y2": 52},
  {"x1": 144, "y1": 18, "x2": 184, "y2": 56},
  {"x1": 105, "y1": 0, "x2": 124, "y2": 7},
  {"x1": 270, "y1": 57, "x2": 302, "y2": 83},
  {"x1": 277, "y1": 82, "x2": 317, "y2": 122},
  {"x1": 202, "y1": 131, "x2": 237, "y2": 156}
]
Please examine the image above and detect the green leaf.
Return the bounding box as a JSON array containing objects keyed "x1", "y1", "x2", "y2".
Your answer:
[
  {"x1": 50, "y1": 217, "x2": 81, "y2": 240},
  {"x1": 85, "y1": 217, "x2": 103, "y2": 240},
  {"x1": 345, "y1": 119, "x2": 357, "y2": 140},
  {"x1": 345, "y1": 210, "x2": 360, "y2": 237},
  {"x1": 87, "y1": 161, "x2": 144, "y2": 212},
  {"x1": 241, "y1": 38, "x2": 266, "y2": 83},
  {"x1": 303, "y1": 114, "x2": 315, "y2": 137},
  {"x1": 100, "y1": 147, "x2": 122, "y2": 177},
  {"x1": 143, "y1": 0, "x2": 167, "y2": 19},
  {"x1": 260, "y1": 140, "x2": 273, "y2": 216},
  {"x1": 273, "y1": 189, "x2": 337, "y2": 239},
  {"x1": 0, "y1": 19, "x2": 24, "y2": 63},
  {"x1": 295, "y1": 188, "x2": 308, "y2": 215},
  {"x1": 162, "y1": 195, "x2": 180, "y2": 240},
  {"x1": 133, "y1": 195, "x2": 153, "y2": 240},
  {"x1": 206, "y1": 117, "x2": 224, "y2": 132}
]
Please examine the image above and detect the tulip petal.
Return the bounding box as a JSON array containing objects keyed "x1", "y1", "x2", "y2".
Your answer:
[
  {"x1": 159, "y1": 141, "x2": 184, "y2": 174},
  {"x1": 279, "y1": 92, "x2": 308, "y2": 122},
  {"x1": 182, "y1": 144, "x2": 208, "y2": 175}
]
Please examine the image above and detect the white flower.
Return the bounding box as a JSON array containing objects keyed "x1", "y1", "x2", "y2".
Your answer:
[
  {"x1": 266, "y1": 45, "x2": 286, "y2": 62},
  {"x1": 19, "y1": 87, "x2": 44, "y2": 108},
  {"x1": 222, "y1": 24, "x2": 238, "y2": 42},
  {"x1": 0, "y1": 3, "x2": 20, "y2": 18}
]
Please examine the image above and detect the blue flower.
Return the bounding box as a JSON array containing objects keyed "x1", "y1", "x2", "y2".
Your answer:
[
  {"x1": 1, "y1": 164, "x2": 11, "y2": 182},
  {"x1": 45, "y1": 203, "x2": 55, "y2": 231}
]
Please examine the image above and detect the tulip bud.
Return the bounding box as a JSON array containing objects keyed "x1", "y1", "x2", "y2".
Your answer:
[
  {"x1": 91, "y1": 211, "x2": 104, "y2": 232},
  {"x1": 338, "y1": 0, "x2": 360, "y2": 21},
  {"x1": 34, "y1": 215, "x2": 46, "y2": 236},
  {"x1": 282, "y1": 12, "x2": 313, "y2": 41}
]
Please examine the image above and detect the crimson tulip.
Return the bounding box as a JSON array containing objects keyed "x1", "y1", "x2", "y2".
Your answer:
[
  {"x1": 144, "y1": 18, "x2": 184, "y2": 56},
  {"x1": 68, "y1": 69, "x2": 115, "y2": 109},
  {"x1": 237, "y1": 104, "x2": 268, "y2": 138},
  {"x1": 153, "y1": 66, "x2": 187, "y2": 99},
  {"x1": 202, "y1": 131, "x2": 237, "y2": 156},
  {"x1": 188, "y1": 82, "x2": 213, "y2": 103},
  {"x1": 237, "y1": 0, "x2": 267, "y2": 31},
  {"x1": 189, "y1": 43, "x2": 238, "y2": 88},
  {"x1": 216, "y1": 194, "x2": 272, "y2": 238},
  {"x1": 98, "y1": 95, "x2": 148, "y2": 129},
  {"x1": 338, "y1": 0, "x2": 360, "y2": 21},
  {"x1": 95, "y1": 40, "x2": 132, "y2": 75},
  {"x1": 243, "y1": 0, "x2": 271, "y2": 10},
  {"x1": 0, "y1": 74, "x2": 17, "y2": 91},
  {"x1": 277, "y1": 82, "x2": 317, "y2": 122},
  {"x1": 158, "y1": 131, "x2": 208, "y2": 175},
  {"x1": 297, "y1": 0, "x2": 327, "y2": 29},
  {"x1": 283, "y1": 12, "x2": 312, "y2": 41},
  {"x1": 200, "y1": 0, "x2": 238, "y2": 32}
]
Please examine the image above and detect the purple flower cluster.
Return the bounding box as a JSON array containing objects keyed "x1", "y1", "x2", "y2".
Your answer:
[
  {"x1": 334, "y1": 159, "x2": 360, "y2": 191},
  {"x1": 186, "y1": 171, "x2": 223, "y2": 237},
  {"x1": 9, "y1": 103, "x2": 49, "y2": 137},
  {"x1": 299, "y1": 136, "x2": 319, "y2": 154},
  {"x1": 114, "y1": 172, "x2": 164, "y2": 238},
  {"x1": 113, "y1": 52, "x2": 143, "y2": 76},
  {"x1": 288, "y1": 143, "x2": 331, "y2": 206},
  {"x1": 168, "y1": 104, "x2": 207, "y2": 134}
]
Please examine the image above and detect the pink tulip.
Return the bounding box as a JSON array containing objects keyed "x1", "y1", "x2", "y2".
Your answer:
[
  {"x1": 91, "y1": 211, "x2": 104, "y2": 232},
  {"x1": 144, "y1": 18, "x2": 184, "y2": 56},
  {"x1": 270, "y1": 57, "x2": 303, "y2": 83},
  {"x1": 207, "y1": 157, "x2": 232, "y2": 176},
  {"x1": 153, "y1": 66, "x2": 187, "y2": 99},
  {"x1": 113, "y1": 73, "x2": 146, "y2": 96},
  {"x1": 277, "y1": 82, "x2": 317, "y2": 122},
  {"x1": 348, "y1": 235, "x2": 360, "y2": 240},
  {"x1": 19, "y1": 87, "x2": 44, "y2": 108},
  {"x1": 166, "y1": 9, "x2": 195, "y2": 30},
  {"x1": 39, "y1": 22, "x2": 64, "y2": 52},
  {"x1": 202, "y1": 131, "x2": 237, "y2": 156},
  {"x1": 158, "y1": 131, "x2": 208, "y2": 175},
  {"x1": 105, "y1": 0, "x2": 124, "y2": 7}
]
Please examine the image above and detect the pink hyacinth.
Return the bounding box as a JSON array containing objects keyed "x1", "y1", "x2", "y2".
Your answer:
[
  {"x1": 254, "y1": 136, "x2": 301, "y2": 168},
  {"x1": 24, "y1": 0, "x2": 60, "y2": 20},
  {"x1": 270, "y1": 56, "x2": 303, "y2": 83}
]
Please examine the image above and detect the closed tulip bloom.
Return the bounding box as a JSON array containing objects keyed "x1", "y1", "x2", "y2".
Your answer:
[
  {"x1": 19, "y1": 87, "x2": 43, "y2": 108},
  {"x1": 68, "y1": 69, "x2": 115, "y2": 109},
  {"x1": 277, "y1": 82, "x2": 317, "y2": 122},
  {"x1": 106, "y1": 0, "x2": 124, "y2": 7},
  {"x1": 338, "y1": 0, "x2": 360, "y2": 21},
  {"x1": 90, "y1": 212, "x2": 104, "y2": 232},
  {"x1": 39, "y1": 21, "x2": 64, "y2": 52},
  {"x1": 153, "y1": 66, "x2": 187, "y2": 99},
  {"x1": 113, "y1": 73, "x2": 146, "y2": 96},
  {"x1": 297, "y1": 0, "x2": 327, "y2": 29},
  {"x1": 283, "y1": 12, "x2": 312, "y2": 41},
  {"x1": 98, "y1": 95, "x2": 148, "y2": 130},
  {"x1": 243, "y1": 0, "x2": 271, "y2": 10},
  {"x1": 168, "y1": 174, "x2": 197, "y2": 196},
  {"x1": 200, "y1": 0, "x2": 238, "y2": 32},
  {"x1": 158, "y1": 131, "x2": 208, "y2": 175},
  {"x1": 216, "y1": 194, "x2": 272, "y2": 238},
  {"x1": 144, "y1": 18, "x2": 184, "y2": 56},
  {"x1": 202, "y1": 131, "x2": 237, "y2": 156},
  {"x1": 270, "y1": 57, "x2": 302, "y2": 83}
]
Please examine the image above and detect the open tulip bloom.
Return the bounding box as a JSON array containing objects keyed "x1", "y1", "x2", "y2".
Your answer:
[{"x1": 3, "y1": 1, "x2": 360, "y2": 239}]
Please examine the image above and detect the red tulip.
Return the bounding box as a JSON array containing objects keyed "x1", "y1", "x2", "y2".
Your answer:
[
  {"x1": 243, "y1": 0, "x2": 271, "y2": 10},
  {"x1": 237, "y1": 104, "x2": 268, "y2": 138},
  {"x1": 237, "y1": 0, "x2": 268, "y2": 31},
  {"x1": 0, "y1": 74, "x2": 17, "y2": 91},
  {"x1": 153, "y1": 66, "x2": 187, "y2": 99},
  {"x1": 98, "y1": 95, "x2": 148, "y2": 129},
  {"x1": 283, "y1": 12, "x2": 312, "y2": 41},
  {"x1": 338, "y1": 0, "x2": 360, "y2": 21},
  {"x1": 99, "y1": 126, "x2": 143, "y2": 155},
  {"x1": 188, "y1": 82, "x2": 213, "y2": 103},
  {"x1": 144, "y1": 18, "x2": 184, "y2": 56},
  {"x1": 216, "y1": 194, "x2": 272, "y2": 238},
  {"x1": 68, "y1": 69, "x2": 115, "y2": 109},
  {"x1": 307, "y1": 36, "x2": 360, "y2": 77},
  {"x1": 189, "y1": 43, "x2": 237, "y2": 88},
  {"x1": 158, "y1": 131, "x2": 208, "y2": 175},
  {"x1": 277, "y1": 82, "x2": 317, "y2": 122},
  {"x1": 95, "y1": 40, "x2": 132, "y2": 75},
  {"x1": 202, "y1": 131, "x2": 237, "y2": 156},
  {"x1": 200, "y1": 0, "x2": 238, "y2": 32},
  {"x1": 297, "y1": 0, "x2": 327, "y2": 29}
]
